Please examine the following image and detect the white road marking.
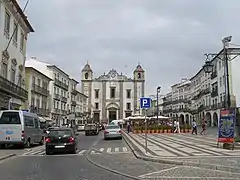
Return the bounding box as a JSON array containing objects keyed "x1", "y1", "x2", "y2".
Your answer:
[
  {"x1": 78, "y1": 150, "x2": 86, "y2": 154},
  {"x1": 139, "y1": 166, "x2": 179, "y2": 178},
  {"x1": 115, "y1": 147, "x2": 119, "y2": 152},
  {"x1": 122, "y1": 147, "x2": 128, "y2": 152},
  {"x1": 99, "y1": 148, "x2": 104, "y2": 152},
  {"x1": 107, "y1": 148, "x2": 111, "y2": 153}
]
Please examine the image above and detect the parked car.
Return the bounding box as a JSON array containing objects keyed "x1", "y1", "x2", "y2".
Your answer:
[
  {"x1": 77, "y1": 124, "x2": 85, "y2": 131},
  {"x1": 45, "y1": 127, "x2": 78, "y2": 155},
  {"x1": 104, "y1": 124, "x2": 122, "y2": 140},
  {"x1": 0, "y1": 110, "x2": 44, "y2": 148},
  {"x1": 85, "y1": 124, "x2": 99, "y2": 136}
]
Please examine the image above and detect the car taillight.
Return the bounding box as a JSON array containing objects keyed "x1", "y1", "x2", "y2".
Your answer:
[
  {"x1": 104, "y1": 130, "x2": 109, "y2": 134},
  {"x1": 45, "y1": 138, "x2": 51, "y2": 143},
  {"x1": 21, "y1": 131, "x2": 25, "y2": 139},
  {"x1": 68, "y1": 137, "x2": 75, "y2": 143},
  {"x1": 118, "y1": 130, "x2": 122, "y2": 134}
]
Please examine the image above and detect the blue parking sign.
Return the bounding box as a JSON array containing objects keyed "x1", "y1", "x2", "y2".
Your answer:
[{"x1": 140, "y1": 97, "x2": 151, "y2": 109}]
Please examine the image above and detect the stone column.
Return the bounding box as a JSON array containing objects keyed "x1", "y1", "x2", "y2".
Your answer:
[
  {"x1": 119, "y1": 81, "x2": 123, "y2": 119},
  {"x1": 101, "y1": 81, "x2": 107, "y2": 121}
]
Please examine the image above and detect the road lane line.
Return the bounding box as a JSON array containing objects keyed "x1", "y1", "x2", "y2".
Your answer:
[
  {"x1": 139, "y1": 166, "x2": 179, "y2": 178},
  {"x1": 122, "y1": 147, "x2": 128, "y2": 152},
  {"x1": 115, "y1": 147, "x2": 119, "y2": 152},
  {"x1": 78, "y1": 150, "x2": 86, "y2": 154},
  {"x1": 107, "y1": 148, "x2": 111, "y2": 153},
  {"x1": 99, "y1": 148, "x2": 104, "y2": 152}
]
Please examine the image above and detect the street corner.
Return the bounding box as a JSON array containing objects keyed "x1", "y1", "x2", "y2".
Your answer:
[
  {"x1": 0, "y1": 153, "x2": 16, "y2": 162},
  {"x1": 138, "y1": 166, "x2": 240, "y2": 180}
]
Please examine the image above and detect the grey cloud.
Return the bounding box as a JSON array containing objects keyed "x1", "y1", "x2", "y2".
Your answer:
[{"x1": 19, "y1": 0, "x2": 240, "y2": 95}]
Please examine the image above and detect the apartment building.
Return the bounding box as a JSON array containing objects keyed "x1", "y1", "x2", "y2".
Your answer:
[
  {"x1": 0, "y1": 0, "x2": 34, "y2": 110},
  {"x1": 25, "y1": 57, "x2": 71, "y2": 126},
  {"x1": 146, "y1": 94, "x2": 164, "y2": 117},
  {"x1": 24, "y1": 67, "x2": 52, "y2": 118},
  {"x1": 75, "y1": 89, "x2": 88, "y2": 124},
  {"x1": 162, "y1": 47, "x2": 240, "y2": 127}
]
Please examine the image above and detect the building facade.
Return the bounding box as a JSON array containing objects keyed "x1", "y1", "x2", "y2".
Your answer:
[
  {"x1": 75, "y1": 90, "x2": 88, "y2": 124},
  {"x1": 0, "y1": 0, "x2": 34, "y2": 110},
  {"x1": 162, "y1": 48, "x2": 240, "y2": 127},
  {"x1": 146, "y1": 94, "x2": 164, "y2": 117},
  {"x1": 25, "y1": 58, "x2": 79, "y2": 126},
  {"x1": 81, "y1": 63, "x2": 145, "y2": 123},
  {"x1": 24, "y1": 67, "x2": 52, "y2": 118}
]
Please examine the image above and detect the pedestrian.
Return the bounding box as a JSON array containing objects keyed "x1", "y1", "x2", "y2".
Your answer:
[
  {"x1": 173, "y1": 120, "x2": 177, "y2": 132},
  {"x1": 200, "y1": 119, "x2": 207, "y2": 135},
  {"x1": 192, "y1": 120, "x2": 197, "y2": 135},
  {"x1": 174, "y1": 120, "x2": 180, "y2": 133},
  {"x1": 127, "y1": 122, "x2": 130, "y2": 133}
]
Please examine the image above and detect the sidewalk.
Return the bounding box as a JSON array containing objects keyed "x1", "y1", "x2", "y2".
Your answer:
[{"x1": 123, "y1": 131, "x2": 240, "y2": 173}]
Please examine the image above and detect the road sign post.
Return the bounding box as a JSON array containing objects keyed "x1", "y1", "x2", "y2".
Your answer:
[{"x1": 140, "y1": 97, "x2": 151, "y2": 154}]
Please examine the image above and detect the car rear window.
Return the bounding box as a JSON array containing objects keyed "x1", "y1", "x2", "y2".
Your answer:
[
  {"x1": 0, "y1": 112, "x2": 21, "y2": 124},
  {"x1": 49, "y1": 130, "x2": 72, "y2": 137},
  {"x1": 106, "y1": 125, "x2": 119, "y2": 129}
]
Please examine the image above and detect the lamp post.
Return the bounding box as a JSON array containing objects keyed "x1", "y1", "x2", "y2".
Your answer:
[
  {"x1": 203, "y1": 36, "x2": 232, "y2": 108},
  {"x1": 156, "y1": 86, "x2": 161, "y2": 124},
  {"x1": 203, "y1": 36, "x2": 233, "y2": 149}
]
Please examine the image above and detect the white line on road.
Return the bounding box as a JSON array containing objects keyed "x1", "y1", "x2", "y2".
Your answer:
[
  {"x1": 122, "y1": 147, "x2": 128, "y2": 152},
  {"x1": 115, "y1": 147, "x2": 119, "y2": 152},
  {"x1": 99, "y1": 148, "x2": 104, "y2": 152},
  {"x1": 139, "y1": 166, "x2": 179, "y2": 178},
  {"x1": 107, "y1": 148, "x2": 111, "y2": 153},
  {"x1": 78, "y1": 150, "x2": 86, "y2": 154}
]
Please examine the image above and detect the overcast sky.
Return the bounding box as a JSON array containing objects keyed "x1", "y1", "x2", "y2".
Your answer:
[{"x1": 20, "y1": 0, "x2": 240, "y2": 95}]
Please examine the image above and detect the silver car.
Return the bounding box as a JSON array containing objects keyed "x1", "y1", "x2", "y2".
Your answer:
[{"x1": 104, "y1": 125, "x2": 122, "y2": 140}]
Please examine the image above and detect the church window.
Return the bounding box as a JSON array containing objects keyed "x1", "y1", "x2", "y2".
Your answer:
[
  {"x1": 110, "y1": 87, "x2": 115, "y2": 98},
  {"x1": 138, "y1": 73, "x2": 141, "y2": 79},
  {"x1": 85, "y1": 73, "x2": 89, "y2": 79},
  {"x1": 126, "y1": 89, "x2": 131, "y2": 98},
  {"x1": 95, "y1": 89, "x2": 99, "y2": 99}
]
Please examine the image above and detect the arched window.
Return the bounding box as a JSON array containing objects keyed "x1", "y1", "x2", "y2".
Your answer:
[
  {"x1": 85, "y1": 73, "x2": 89, "y2": 79},
  {"x1": 137, "y1": 73, "x2": 141, "y2": 79}
]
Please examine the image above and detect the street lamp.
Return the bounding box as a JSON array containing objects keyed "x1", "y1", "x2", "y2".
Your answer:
[
  {"x1": 203, "y1": 36, "x2": 232, "y2": 108},
  {"x1": 156, "y1": 86, "x2": 161, "y2": 124}
]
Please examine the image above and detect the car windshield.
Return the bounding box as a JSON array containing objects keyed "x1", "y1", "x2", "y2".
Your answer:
[
  {"x1": 106, "y1": 125, "x2": 119, "y2": 129},
  {"x1": 0, "y1": 112, "x2": 21, "y2": 124},
  {"x1": 49, "y1": 130, "x2": 72, "y2": 137}
]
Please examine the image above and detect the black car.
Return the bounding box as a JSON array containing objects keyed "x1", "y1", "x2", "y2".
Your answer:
[{"x1": 45, "y1": 128, "x2": 78, "y2": 155}]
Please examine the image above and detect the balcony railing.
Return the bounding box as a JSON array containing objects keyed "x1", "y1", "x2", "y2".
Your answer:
[
  {"x1": 38, "y1": 108, "x2": 50, "y2": 116},
  {"x1": 61, "y1": 96, "x2": 67, "y2": 102},
  {"x1": 54, "y1": 94, "x2": 61, "y2": 100},
  {"x1": 71, "y1": 100, "x2": 77, "y2": 106},
  {"x1": 54, "y1": 78, "x2": 68, "y2": 90},
  {"x1": 211, "y1": 87, "x2": 218, "y2": 97},
  {"x1": 0, "y1": 75, "x2": 28, "y2": 100},
  {"x1": 211, "y1": 71, "x2": 217, "y2": 79},
  {"x1": 71, "y1": 89, "x2": 77, "y2": 95},
  {"x1": 32, "y1": 84, "x2": 49, "y2": 96}
]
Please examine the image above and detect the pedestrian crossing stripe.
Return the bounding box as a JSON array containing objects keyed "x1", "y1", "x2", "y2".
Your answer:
[{"x1": 20, "y1": 147, "x2": 129, "y2": 156}]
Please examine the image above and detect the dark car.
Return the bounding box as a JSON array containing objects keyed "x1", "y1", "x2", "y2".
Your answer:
[{"x1": 45, "y1": 128, "x2": 78, "y2": 155}]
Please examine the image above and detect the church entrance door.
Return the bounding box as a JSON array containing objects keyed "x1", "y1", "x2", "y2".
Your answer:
[{"x1": 108, "y1": 109, "x2": 117, "y2": 123}]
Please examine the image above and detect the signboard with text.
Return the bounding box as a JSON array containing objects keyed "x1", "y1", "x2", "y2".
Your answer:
[{"x1": 218, "y1": 108, "x2": 236, "y2": 143}]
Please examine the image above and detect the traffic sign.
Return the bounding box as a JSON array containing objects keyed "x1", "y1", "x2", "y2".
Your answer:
[{"x1": 140, "y1": 97, "x2": 151, "y2": 109}]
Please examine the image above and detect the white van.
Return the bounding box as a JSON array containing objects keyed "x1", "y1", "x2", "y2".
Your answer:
[{"x1": 0, "y1": 110, "x2": 44, "y2": 148}]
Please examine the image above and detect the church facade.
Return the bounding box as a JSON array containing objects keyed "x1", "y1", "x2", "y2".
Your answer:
[{"x1": 81, "y1": 63, "x2": 145, "y2": 123}]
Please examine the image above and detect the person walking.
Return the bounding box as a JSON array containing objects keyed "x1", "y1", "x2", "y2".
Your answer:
[
  {"x1": 174, "y1": 120, "x2": 180, "y2": 133},
  {"x1": 200, "y1": 119, "x2": 207, "y2": 135},
  {"x1": 192, "y1": 120, "x2": 197, "y2": 135}
]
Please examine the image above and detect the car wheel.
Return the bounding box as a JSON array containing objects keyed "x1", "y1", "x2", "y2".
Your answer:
[
  {"x1": 45, "y1": 150, "x2": 51, "y2": 155},
  {"x1": 39, "y1": 137, "x2": 44, "y2": 145},
  {"x1": 119, "y1": 137, "x2": 122, "y2": 140},
  {"x1": 26, "y1": 139, "x2": 31, "y2": 148},
  {"x1": 71, "y1": 147, "x2": 77, "y2": 154}
]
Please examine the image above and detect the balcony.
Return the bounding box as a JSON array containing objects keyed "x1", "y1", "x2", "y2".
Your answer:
[
  {"x1": 38, "y1": 108, "x2": 50, "y2": 116},
  {"x1": 71, "y1": 89, "x2": 77, "y2": 95},
  {"x1": 211, "y1": 71, "x2": 217, "y2": 79},
  {"x1": 71, "y1": 100, "x2": 77, "y2": 106},
  {"x1": 54, "y1": 94, "x2": 61, "y2": 100},
  {"x1": 163, "y1": 108, "x2": 172, "y2": 114},
  {"x1": 54, "y1": 78, "x2": 68, "y2": 90},
  {"x1": 211, "y1": 87, "x2": 218, "y2": 97},
  {"x1": 0, "y1": 75, "x2": 28, "y2": 100},
  {"x1": 61, "y1": 110, "x2": 67, "y2": 115},
  {"x1": 61, "y1": 96, "x2": 67, "y2": 103},
  {"x1": 54, "y1": 109, "x2": 61, "y2": 114},
  {"x1": 32, "y1": 84, "x2": 49, "y2": 97},
  {"x1": 197, "y1": 105, "x2": 204, "y2": 112}
]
